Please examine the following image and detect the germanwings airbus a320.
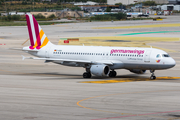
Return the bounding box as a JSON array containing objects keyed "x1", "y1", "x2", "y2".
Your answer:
[{"x1": 22, "y1": 13, "x2": 176, "y2": 79}]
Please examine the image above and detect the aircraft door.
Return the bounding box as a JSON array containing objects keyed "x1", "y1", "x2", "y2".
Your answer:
[
  {"x1": 45, "y1": 47, "x2": 51, "y2": 58},
  {"x1": 144, "y1": 50, "x2": 151, "y2": 62}
]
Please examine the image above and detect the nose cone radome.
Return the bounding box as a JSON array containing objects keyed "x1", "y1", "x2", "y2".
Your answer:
[{"x1": 168, "y1": 58, "x2": 176, "y2": 68}]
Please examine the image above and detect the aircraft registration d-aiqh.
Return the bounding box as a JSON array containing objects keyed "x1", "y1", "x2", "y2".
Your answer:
[{"x1": 22, "y1": 13, "x2": 176, "y2": 79}]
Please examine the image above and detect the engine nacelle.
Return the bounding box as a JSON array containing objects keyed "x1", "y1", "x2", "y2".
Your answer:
[
  {"x1": 129, "y1": 69, "x2": 146, "y2": 74},
  {"x1": 90, "y1": 65, "x2": 110, "y2": 76}
]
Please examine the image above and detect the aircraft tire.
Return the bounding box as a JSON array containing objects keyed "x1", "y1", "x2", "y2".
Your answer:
[
  {"x1": 150, "y1": 76, "x2": 156, "y2": 80},
  {"x1": 109, "y1": 71, "x2": 117, "y2": 77},
  {"x1": 83, "y1": 72, "x2": 91, "y2": 78}
]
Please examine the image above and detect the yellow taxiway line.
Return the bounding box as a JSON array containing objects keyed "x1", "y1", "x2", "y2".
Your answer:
[
  {"x1": 77, "y1": 89, "x2": 180, "y2": 119},
  {"x1": 80, "y1": 77, "x2": 180, "y2": 84},
  {"x1": 94, "y1": 23, "x2": 180, "y2": 29}
]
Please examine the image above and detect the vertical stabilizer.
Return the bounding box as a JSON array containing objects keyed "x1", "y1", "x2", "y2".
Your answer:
[{"x1": 26, "y1": 13, "x2": 51, "y2": 50}]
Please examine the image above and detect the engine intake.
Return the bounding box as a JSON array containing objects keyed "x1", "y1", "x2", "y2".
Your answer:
[
  {"x1": 129, "y1": 69, "x2": 146, "y2": 74},
  {"x1": 90, "y1": 65, "x2": 110, "y2": 76}
]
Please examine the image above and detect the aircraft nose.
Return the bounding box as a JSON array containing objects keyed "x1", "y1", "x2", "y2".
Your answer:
[{"x1": 169, "y1": 58, "x2": 176, "y2": 68}]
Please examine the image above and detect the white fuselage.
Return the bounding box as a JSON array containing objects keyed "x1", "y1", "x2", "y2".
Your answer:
[{"x1": 26, "y1": 44, "x2": 176, "y2": 71}]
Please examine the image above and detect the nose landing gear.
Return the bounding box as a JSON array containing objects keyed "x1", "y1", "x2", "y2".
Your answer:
[{"x1": 150, "y1": 70, "x2": 156, "y2": 80}]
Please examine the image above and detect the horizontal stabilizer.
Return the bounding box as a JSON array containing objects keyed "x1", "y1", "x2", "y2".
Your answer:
[
  {"x1": 8, "y1": 48, "x2": 23, "y2": 51},
  {"x1": 22, "y1": 46, "x2": 39, "y2": 52},
  {"x1": 21, "y1": 55, "x2": 34, "y2": 60}
]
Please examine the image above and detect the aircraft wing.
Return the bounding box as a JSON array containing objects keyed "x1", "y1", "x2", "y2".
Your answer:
[{"x1": 22, "y1": 56, "x2": 114, "y2": 65}]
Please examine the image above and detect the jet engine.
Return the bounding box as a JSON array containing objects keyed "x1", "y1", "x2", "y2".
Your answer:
[
  {"x1": 129, "y1": 69, "x2": 146, "y2": 74},
  {"x1": 90, "y1": 65, "x2": 110, "y2": 76}
]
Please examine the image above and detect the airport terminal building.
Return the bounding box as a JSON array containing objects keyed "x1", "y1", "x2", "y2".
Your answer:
[{"x1": 107, "y1": 0, "x2": 169, "y2": 5}]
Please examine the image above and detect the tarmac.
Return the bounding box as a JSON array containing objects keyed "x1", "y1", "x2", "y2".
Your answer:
[{"x1": 1, "y1": 15, "x2": 180, "y2": 120}]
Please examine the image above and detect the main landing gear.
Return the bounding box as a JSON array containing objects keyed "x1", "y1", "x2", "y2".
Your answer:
[
  {"x1": 83, "y1": 68, "x2": 91, "y2": 78},
  {"x1": 83, "y1": 72, "x2": 91, "y2": 78},
  {"x1": 150, "y1": 70, "x2": 156, "y2": 80},
  {"x1": 109, "y1": 70, "x2": 117, "y2": 77}
]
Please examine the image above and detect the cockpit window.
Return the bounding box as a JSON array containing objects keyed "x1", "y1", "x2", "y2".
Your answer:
[
  {"x1": 156, "y1": 54, "x2": 161, "y2": 58},
  {"x1": 162, "y1": 54, "x2": 170, "y2": 57}
]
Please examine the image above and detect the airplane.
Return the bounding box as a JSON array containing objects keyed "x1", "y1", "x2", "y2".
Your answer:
[{"x1": 22, "y1": 13, "x2": 176, "y2": 79}]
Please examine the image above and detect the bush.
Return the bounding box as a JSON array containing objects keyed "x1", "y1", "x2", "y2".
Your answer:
[
  {"x1": 7, "y1": 15, "x2": 12, "y2": 21},
  {"x1": 142, "y1": 1, "x2": 156, "y2": 6},
  {"x1": 48, "y1": 14, "x2": 56, "y2": 19},
  {"x1": 22, "y1": 1, "x2": 27, "y2": 5},
  {"x1": 1, "y1": 15, "x2": 21, "y2": 21},
  {"x1": 91, "y1": 15, "x2": 116, "y2": 21},
  {"x1": 90, "y1": 13, "x2": 127, "y2": 21},
  {"x1": 115, "y1": 3, "x2": 123, "y2": 6},
  {"x1": 106, "y1": 7, "x2": 111, "y2": 12},
  {"x1": 11, "y1": 15, "x2": 21, "y2": 20},
  {"x1": 71, "y1": 6, "x2": 81, "y2": 11},
  {"x1": 33, "y1": 14, "x2": 45, "y2": 19}
]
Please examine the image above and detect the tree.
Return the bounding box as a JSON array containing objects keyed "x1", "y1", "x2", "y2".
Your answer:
[
  {"x1": 106, "y1": 7, "x2": 111, "y2": 12},
  {"x1": 115, "y1": 2, "x2": 122, "y2": 6},
  {"x1": 71, "y1": 6, "x2": 81, "y2": 11},
  {"x1": 48, "y1": 14, "x2": 56, "y2": 19},
  {"x1": 143, "y1": 1, "x2": 156, "y2": 6},
  {"x1": 57, "y1": 0, "x2": 61, "y2": 5}
]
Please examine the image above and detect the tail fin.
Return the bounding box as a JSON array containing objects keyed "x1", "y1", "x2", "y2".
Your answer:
[{"x1": 26, "y1": 13, "x2": 51, "y2": 50}]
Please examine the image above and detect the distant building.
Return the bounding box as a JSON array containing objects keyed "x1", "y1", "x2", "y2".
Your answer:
[
  {"x1": 74, "y1": 1, "x2": 99, "y2": 5},
  {"x1": 161, "y1": 5, "x2": 180, "y2": 11},
  {"x1": 107, "y1": 0, "x2": 168, "y2": 5},
  {"x1": 56, "y1": 11, "x2": 84, "y2": 18},
  {"x1": 42, "y1": 0, "x2": 51, "y2": 2},
  {"x1": 107, "y1": 0, "x2": 135, "y2": 5},
  {"x1": 168, "y1": 0, "x2": 180, "y2": 4},
  {"x1": 78, "y1": 5, "x2": 120, "y2": 12},
  {"x1": 1, "y1": 12, "x2": 29, "y2": 16},
  {"x1": 140, "y1": 0, "x2": 168, "y2": 4}
]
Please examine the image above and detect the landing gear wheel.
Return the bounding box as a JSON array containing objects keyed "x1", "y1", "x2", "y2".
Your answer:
[
  {"x1": 109, "y1": 71, "x2": 117, "y2": 77},
  {"x1": 150, "y1": 70, "x2": 156, "y2": 80},
  {"x1": 150, "y1": 76, "x2": 156, "y2": 80},
  {"x1": 83, "y1": 72, "x2": 91, "y2": 78}
]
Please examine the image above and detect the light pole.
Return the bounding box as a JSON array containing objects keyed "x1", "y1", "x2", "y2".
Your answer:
[
  {"x1": 5, "y1": 2, "x2": 7, "y2": 13},
  {"x1": 33, "y1": 0, "x2": 34, "y2": 11}
]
